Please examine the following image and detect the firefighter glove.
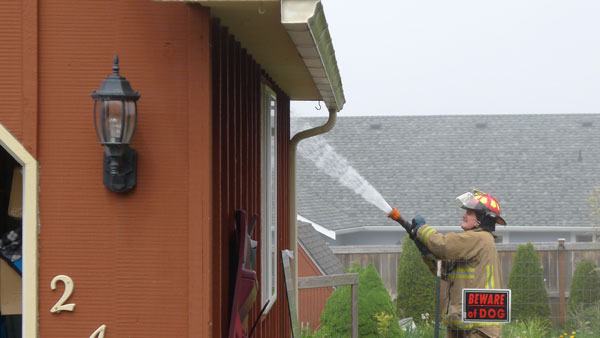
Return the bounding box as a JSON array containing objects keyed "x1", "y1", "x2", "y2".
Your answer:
[{"x1": 407, "y1": 215, "x2": 426, "y2": 238}]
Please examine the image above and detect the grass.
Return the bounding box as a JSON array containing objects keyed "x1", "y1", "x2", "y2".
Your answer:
[{"x1": 301, "y1": 318, "x2": 600, "y2": 337}]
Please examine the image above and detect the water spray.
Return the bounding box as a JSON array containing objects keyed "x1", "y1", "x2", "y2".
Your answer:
[
  {"x1": 296, "y1": 125, "x2": 442, "y2": 336},
  {"x1": 296, "y1": 123, "x2": 394, "y2": 215}
]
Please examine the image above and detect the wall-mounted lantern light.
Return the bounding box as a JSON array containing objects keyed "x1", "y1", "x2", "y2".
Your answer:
[{"x1": 91, "y1": 55, "x2": 140, "y2": 193}]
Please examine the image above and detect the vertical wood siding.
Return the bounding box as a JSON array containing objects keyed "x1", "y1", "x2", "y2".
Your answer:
[
  {"x1": 0, "y1": 0, "x2": 26, "y2": 145},
  {"x1": 298, "y1": 246, "x2": 333, "y2": 330},
  {"x1": 212, "y1": 19, "x2": 291, "y2": 338},
  {"x1": 36, "y1": 1, "x2": 213, "y2": 337}
]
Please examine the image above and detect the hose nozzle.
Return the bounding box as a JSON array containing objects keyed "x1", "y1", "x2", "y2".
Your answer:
[{"x1": 388, "y1": 207, "x2": 401, "y2": 221}]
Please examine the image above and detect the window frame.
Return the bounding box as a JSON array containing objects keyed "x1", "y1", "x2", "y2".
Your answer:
[
  {"x1": 0, "y1": 123, "x2": 38, "y2": 337},
  {"x1": 260, "y1": 83, "x2": 278, "y2": 313}
]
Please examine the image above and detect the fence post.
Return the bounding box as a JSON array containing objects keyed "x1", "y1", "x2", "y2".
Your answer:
[
  {"x1": 351, "y1": 283, "x2": 358, "y2": 338},
  {"x1": 282, "y1": 250, "x2": 301, "y2": 337},
  {"x1": 434, "y1": 260, "x2": 442, "y2": 338},
  {"x1": 558, "y1": 238, "x2": 566, "y2": 326}
]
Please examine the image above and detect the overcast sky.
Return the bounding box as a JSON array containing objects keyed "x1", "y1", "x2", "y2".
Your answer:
[{"x1": 291, "y1": 0, "x2": 600, "y2": 117}]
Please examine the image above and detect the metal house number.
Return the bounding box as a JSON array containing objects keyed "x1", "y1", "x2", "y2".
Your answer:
[
  {"x1": 50, "y1": 274, "x2": 108, "y2": 337},
  {"x1": 89, "y1": 324, "x2": 107, "y2": 338},
  {"x1": 50, "y1": 275, "x2": 76, "y2": 313}
]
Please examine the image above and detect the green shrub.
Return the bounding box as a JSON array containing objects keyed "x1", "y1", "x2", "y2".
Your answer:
[
  {"x1": 318, "y1": 264, "x2": 400, "y2": 338},
  {"x1": 567, "y1": 301, "x2": 600, "y2": 336},
  {"x1": 300, "y1": 326, "x2": 317, "y2": 338},
  {"x1": 502, "y1": 318, "x2": 551, "y2": 338},
  {"x1": 508, "y1": 243, "x2": 551, "y2": 321},
  {"x1": 396, "y1": 238, "x2": 436, "y2": 322},
  {"x1": 374, "y1": 311, "x2": 395, "y2": 337},
  {"x1": 568, "y1": 260, "x2": 600, "y2": 314}
]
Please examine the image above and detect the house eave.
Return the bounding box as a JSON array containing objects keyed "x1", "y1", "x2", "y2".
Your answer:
[{"x1": 157, "y1": 0, "x2": 345, "y2": 112}]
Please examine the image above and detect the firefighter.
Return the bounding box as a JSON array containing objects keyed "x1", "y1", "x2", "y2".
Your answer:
[{"x1": 402, "y1": 190, "x2": 506, "y2": 338}]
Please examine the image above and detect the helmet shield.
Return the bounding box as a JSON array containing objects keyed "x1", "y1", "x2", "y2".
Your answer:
[
  {"x1": 456, "y1": 191, "x2": 484, "y2": 211},
  {"x1": 456, "y1": 190, "x2": 506, "y2": 225}
]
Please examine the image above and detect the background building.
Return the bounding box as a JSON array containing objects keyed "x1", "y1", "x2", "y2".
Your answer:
[{"x1": 295, "y1": 114, "x2": 600, "y2": 304}]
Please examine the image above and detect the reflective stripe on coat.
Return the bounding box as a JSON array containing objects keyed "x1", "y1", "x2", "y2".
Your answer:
[{"x1": 417, "y1": 226, "x2": 503, "y2": 338}]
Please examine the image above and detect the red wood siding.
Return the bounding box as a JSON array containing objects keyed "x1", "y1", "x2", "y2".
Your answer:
[
  {"x1": 298, "y1": 245, "x2": 333, "y2": 330},
  {"x1": 0, "y1": 0, "x2": 23, "y2": 138},
  {"x1": 211, "y1": 19, "x2": 292, "y2": 338},
  {"x1": 35, "y1": 1, "x2": 213, "y2": 337}
]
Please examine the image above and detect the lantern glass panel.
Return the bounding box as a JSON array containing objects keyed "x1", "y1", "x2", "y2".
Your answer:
[
  {"x1": 122, "y1": 101, "x2": 137, "y2": 144},
  {"x1": 93, "y1": 99, "x2": 136, "y2": 144}
]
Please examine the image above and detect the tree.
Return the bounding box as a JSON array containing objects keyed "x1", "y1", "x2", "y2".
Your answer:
[
  {"x1": 318, "y1": 264, "x2": 400, "y2": 338},
  {"x1": 508, "y1": 243, "x2": 551, "y2": 321},
  {"x1": 396, "y1": 237, "x2": 436, "y2": 322},
  {"x1": 568, "y1": 260, "x2": 600, "y2": 313},
  {"x1": 588, "y1": 187, "x2": 600, "y2": 227}
]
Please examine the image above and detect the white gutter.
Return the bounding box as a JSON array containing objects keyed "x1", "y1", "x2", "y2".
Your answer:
[
  {"x1": 281, "y1": 0, "x2": 345, "y2": 112},
  {"x1": 297, "y1": 214, "x2": 336, "y2": 240},
  {"x1": 282, "y1": 0, "x2": 344, "y2": 328}
]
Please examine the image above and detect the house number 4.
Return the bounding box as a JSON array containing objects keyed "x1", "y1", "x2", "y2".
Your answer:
[{"x1": 50, "y1": 274, "x2": 108, "y2": 337}]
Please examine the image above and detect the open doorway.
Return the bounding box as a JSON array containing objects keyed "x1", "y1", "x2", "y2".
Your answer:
[
  {"x1": 0, "y1": 147, "x2": 22, "y2": 338},
  {"x1": 0, "y1": 123, "x2": 38, "y2": 338}
]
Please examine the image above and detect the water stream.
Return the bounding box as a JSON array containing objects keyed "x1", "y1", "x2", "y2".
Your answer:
[{"x1": 295, "y1": 122, "x2": 392, "y2": 215}]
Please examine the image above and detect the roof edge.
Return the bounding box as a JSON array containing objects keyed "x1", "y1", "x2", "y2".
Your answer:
[
  {"x1": 281, "y1": 0, "x2": 345, "y2": 112},
  {"x1": 297, "y1": 241, "x2": 327, "y2": 276},
  {"x1": 297, "y1": 214, "x2": 336, "y2": 239},
  {"x1": 335, "y1": 225, "x2": 600, "y2": 235}
]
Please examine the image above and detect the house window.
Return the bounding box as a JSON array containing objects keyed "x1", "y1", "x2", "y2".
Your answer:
[
  {"x1": 576, "y1": 234, "x2": 593, "y2": 243},
  {"x1": 260, "y1": 83, "x2": 277, "y2": 311}
]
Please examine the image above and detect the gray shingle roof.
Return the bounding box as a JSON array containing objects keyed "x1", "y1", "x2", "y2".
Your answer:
[
  {"x1": 298, "y1": 221, "x2": 344, "y2": 275},
  {"x1": 295, "y1": 114, "x2": 600, "y2": 231}
]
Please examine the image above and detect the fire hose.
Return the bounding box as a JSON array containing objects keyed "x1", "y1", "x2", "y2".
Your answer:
[{"x1": 388, "y1": 207, "x2": 441, "y2": 338}]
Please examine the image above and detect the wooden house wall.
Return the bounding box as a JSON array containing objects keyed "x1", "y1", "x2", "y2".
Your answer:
[
  {"x1": 0, "y1": 0, "x2": 37, "y2": 156},
  {"x1": 298, "y1": 245, "x2": 333, "y2": 330},
  {"x1": 211, "y1": 20, "x2": 292, "y2": 338},
  {"x1": 1, "y1": 1, "x2": 214, "y2": 337}
]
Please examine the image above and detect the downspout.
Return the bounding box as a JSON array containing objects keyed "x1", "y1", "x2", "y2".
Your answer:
[
  {"x1": 281, "y1": 0, "x2": 344, "y2": 326},
  {"x1": 288, "y1": 107, "x2": 336, "y2": 317}
]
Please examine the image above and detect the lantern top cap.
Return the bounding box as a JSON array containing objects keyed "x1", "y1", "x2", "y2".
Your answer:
[
  {"x1": 91, "y1": 54, "x2": 141, "y2": 101},
  {"x1": 112, "y1": 55, "x2": 120, "y2": 75}
]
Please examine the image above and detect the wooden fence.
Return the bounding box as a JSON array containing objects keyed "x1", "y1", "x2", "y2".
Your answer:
[
  {"x1": 299, "y1": 274, "x2": 359, "y2": 338},
  {"x1": 282, "y1": 250, "x2": 359, "y2": 338},
  {"x1": 332, "y1": 241, "x2": 600, "y2": 323}
]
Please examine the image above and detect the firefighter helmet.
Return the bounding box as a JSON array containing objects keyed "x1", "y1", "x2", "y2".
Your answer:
[{"x1": 456, "y1": 189, "x2": 506, "y2": 225}]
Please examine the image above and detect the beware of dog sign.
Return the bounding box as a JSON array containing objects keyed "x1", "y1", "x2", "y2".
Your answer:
[{"x1": 462, "y1": 289, "x2": 511, "y2": 323}]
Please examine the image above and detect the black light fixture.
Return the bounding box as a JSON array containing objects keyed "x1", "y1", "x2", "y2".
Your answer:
[{"x1": 91, "y1": 55, "x2": 140, "y2": 193}]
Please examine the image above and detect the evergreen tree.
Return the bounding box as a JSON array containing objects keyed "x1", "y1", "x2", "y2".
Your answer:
[
  {"x1": 508, "y1": 243, "x2": 551, "y2": 321},
  {"x1": 396, "y1": 237, "x2": 436, "y2": 322},
  {"x1": 318, "y1": 264, "x2": 400, "y2": 338},
  {"x1": 568, "y1": 260, "x2": 600, "y2": 313}
]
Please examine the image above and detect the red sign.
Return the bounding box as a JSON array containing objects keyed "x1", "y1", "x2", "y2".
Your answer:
[{"x1": 462, "y1": 289, "x2": 511, "y2": 323}]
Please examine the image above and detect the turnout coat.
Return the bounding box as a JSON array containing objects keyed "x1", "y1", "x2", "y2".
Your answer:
[{"x1": 417, "y1": 226, "x2": 503, "y2": 337}]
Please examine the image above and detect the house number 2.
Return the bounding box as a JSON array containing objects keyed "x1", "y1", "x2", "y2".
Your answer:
[
  {"x1": 50, "y1": 275, "x2": 75, "y2": 313},
  {"x1": 50, "y1": 274, "x2": 108, "y2": 337}
]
